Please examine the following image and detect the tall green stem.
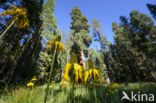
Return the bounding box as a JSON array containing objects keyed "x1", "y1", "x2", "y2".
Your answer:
[
  {"x1": 93, "y1": 79, "x2": 97, "y2": 103},
  {"x1": 0, "y1": 19, "x2": 16, "y2": 39},
  {"x1": 71, "y1": 81, "x2": 75, "y2": 103},
  {"x1": 44, "y1": 47, "x2": 57, "y2": 103}
]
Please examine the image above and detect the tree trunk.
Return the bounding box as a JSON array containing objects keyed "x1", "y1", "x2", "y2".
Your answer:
[
  {"x1": 103, "y1": 63, "x2": 111, "y2": 84},
  {"x1": 67, "y1": 47, "x2": 70, "y2": 63},
  {"x1": 80, "y1": 50, "x2": 86, "y2": 69}
]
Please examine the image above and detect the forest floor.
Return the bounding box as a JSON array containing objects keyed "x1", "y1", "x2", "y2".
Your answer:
[{"x1": 0, "y1": 82, "x2": 156, "y2": 103}]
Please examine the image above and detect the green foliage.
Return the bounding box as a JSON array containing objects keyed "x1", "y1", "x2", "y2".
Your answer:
[
  {"x1": 91, "y1": 19, "x2": 112, "y2": 83},
  {"x1": 0, "y1": 0, "x2": 44, "y2": 84},
  {"x1": 41, "y1": 0, "x2": 57, "y2": 41},
  {"x1": 69, "y1": 7, "x2": 92, "y2": 64},
  {"x1": 1, "y1": 83, "x2": 156, "y2": 103},
  {"x1": 147, "y1": 4, "x2": 156, "y2": 20},
  {"x1": 110, "y1": 10, "x2": 156, "y2": 82},
  {"x1": 1, "y1": 87, "x2": 43, "y2": 103},
  {"x1": 88, "y1": 48, "x2": 107, "y2": 83},
  {"x1": 91, "y1": 19, "x2": 110, "y2": 52}
]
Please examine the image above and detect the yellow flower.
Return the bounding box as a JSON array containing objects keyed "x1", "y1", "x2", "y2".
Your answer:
[
  {"x1": 84, "y1": 71, "x2": 89, "y2": 84},
  {"x1": 74, "y1": 63, "x2": 83, "y2": 84},
  {"x1": 49, "y1": 85, "x2": 52, "y2": 88},
  {"x1": 0, "y1": 4, "x2": 29, "y2": 28},
  {"x1": 63, "y1": 63, "x2": 72, "y2": 81},
  {"x1": 27, "y1": 82, "x2": 34, "y2": 87},
  {"x1": 46, "y1": 35, "x2": 65, "y2": 53},
  {"x1": 62, "y1": 53, "x2": 83, "y2": 85},
  {"x1": 83, "y1": 59, "x2": 103, "y2": 84},
  {"x1": 90, "y1": 69, "x2": 103, "y2": 83},
  {"x1": 113, "y1": 83, "x2": 119, "y2": 88},
  {"x1": 31, "y1": 77, "x2": 37, "y2": 81}
]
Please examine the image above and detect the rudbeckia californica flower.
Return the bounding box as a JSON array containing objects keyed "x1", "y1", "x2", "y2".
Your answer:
[
  {"x1": 113, "y1": 83, "x2": 119, "y2": 87},
  {"x1": 31, "y1": 77, "x2": 37, "y2": 82},
  {"x1": 62, "y1": 53, "x2": 83, "y2": 85},
  {"x1": 0, "y1": 4, "x2": 29, "y2": 28},
  {"x1": 84, "y1": 59, "x2": 103, "y2": 84},
  {"x1": 46, "y1": 35, "x2": 65, "y2": 54},
  {"x1": 49, "y1": 85, "x2": 52, "y2": 88},
  {"x1": 27, "y1": 82, "x2": 34, "y2": 87}
]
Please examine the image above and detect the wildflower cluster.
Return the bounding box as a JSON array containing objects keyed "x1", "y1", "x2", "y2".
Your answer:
[
  {"x1": 84, "y1": 59, "x2": 103, "y2": 84},
  {"x1": 0, "y1": 4, "x2": 29, "y2": 28},
  {"x1": 105, "y1": 83, "x2": 120, "y2": 96},
  {"x1": 62, "y1": 53, "x2": 83, "y2": 85},
  {"x1": 46, "y1": 36, "x2": 65, "y2": 54},
  {"x1": 26, "y1": 77, "x2": 37, "y2": 87},
  {"x1": 62, "y1": 54, "x2": 103, "y2": 86}
]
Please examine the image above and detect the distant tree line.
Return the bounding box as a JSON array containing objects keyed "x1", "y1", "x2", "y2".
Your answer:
[{"x1": 0, "y1": 0, "x2": 155, "y2": 88}]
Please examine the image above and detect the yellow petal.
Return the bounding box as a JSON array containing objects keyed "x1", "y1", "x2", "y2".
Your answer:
[
  {"x1": 46, "y1": 40, "x2": 55, "y2": 45},
  {"x1": 93, "y1": 69, "x2": 98, "y2": 80},
  {"x1": 89, "y1": 69, "x2": 92, "y2": 78},
  {"x1": 63, "y1": 63, "x2": 72, "y2": 81},
  {"x1": 84, "y1": 71, "x2": 89, "y2": 84},
  {"x1": 78, "y1": 65, "x2": 83, "y2": 80},
  {"x1": 75, "y1": 66, "x2": 79, "y2": 84},
  {"x1": 27, "y1": 82, "x2": 34, "y2": 87},
  {"x1": 31, "y1": 77, "x2": 37, "y2": 81}
]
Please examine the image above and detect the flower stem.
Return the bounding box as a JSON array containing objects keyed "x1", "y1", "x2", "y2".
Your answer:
[
  {"x1": 93, "y1": 79, "x2": 97, "y2": 103},
  {"x1": 71, "y1": 81, "x2": 75, "y2": 103},
  {"x1": 44, "y1": 47, "x2": 57, "y2": 103},
  {"x1": 0, "y1": 19, "x2": 16, "y2": 39}
]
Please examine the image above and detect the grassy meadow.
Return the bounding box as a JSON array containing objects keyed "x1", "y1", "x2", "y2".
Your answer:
[
  {"x1": 0, "y1": 82, "x2": 156, "y2": 103},
  {"x1": 0, "y1": 0, "x2": 156, "y2": 103}
]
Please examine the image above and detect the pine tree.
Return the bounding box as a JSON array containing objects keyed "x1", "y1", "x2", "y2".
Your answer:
[
  {"x1": 41, "y1": 0, "x2": 57, "y2": 41},
  {"x1": 0, "y1": 0, "x2": 44, "y2": 83},
  {"x1": 91, "y1": 19, "x2": 111, "y2": 83},
  {"x1": 147, "y1": 4, "x2": 156, "y2": 20},
  {"x1": 69, "y1": 7, "x2": 92, "y2": 68},
  {"x1": 111, "y1": 10, "x2": 156, "y2": 82}
]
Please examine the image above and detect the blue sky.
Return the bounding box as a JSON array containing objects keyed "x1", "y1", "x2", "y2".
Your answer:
[
  {"x1": 0, "y1": 0, "x2": 155, "y2": 45},
  {"x1": 54, "y1": 0, "x2": 156, "y2": 44}
]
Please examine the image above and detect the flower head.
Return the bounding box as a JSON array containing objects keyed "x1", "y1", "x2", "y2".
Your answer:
[
  {"x1": 62, "y1": 53, "x2": 83, "y2": 85},
  {"x1": 84, "y1": 59, "x2": 103, "y2": 84},
  {"x1": 74, "y1": 63, "x2": 83, "y2": 84},
  {"x1": 49, "y1": 85, "x2": 52, "y2": 88},
  {"x1": 46, "y1": 35, "x2": 65, "y2": 54},
  {"x1": 113, "y1": 83, "x2": 119, "y2": 88},
  {"x1": 0, "y1": 4, "x2": 29, "y2": 28},
  {"x1": 84, "y1": 71, "x2": 89, "y2": 84},
  {"x1": 27, "y1": 82, "x2": 34, "y2": 87},
  {"x1": 31, "y1": 77, "x2": 37, "y2": 82}
]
